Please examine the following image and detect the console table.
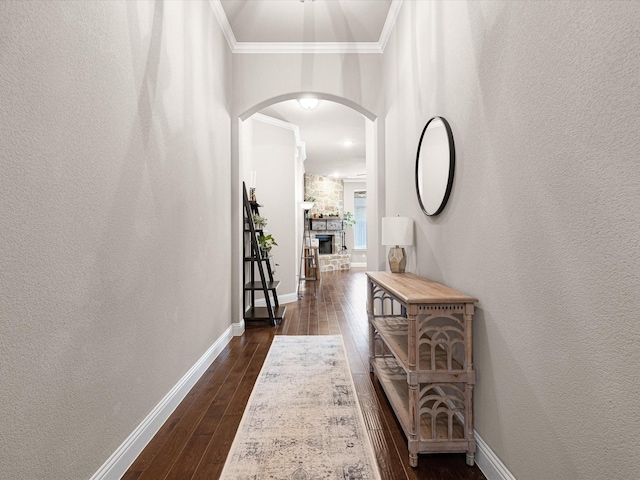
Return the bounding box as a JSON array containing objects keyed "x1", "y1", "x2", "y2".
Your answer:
[{"x1": 366, "y1": 271, "x2": 478, "y2": 467}]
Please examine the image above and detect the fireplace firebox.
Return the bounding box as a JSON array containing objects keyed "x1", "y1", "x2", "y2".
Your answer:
[{"x1": 316, "y1": 234, "x2": 333, "y2": 255}]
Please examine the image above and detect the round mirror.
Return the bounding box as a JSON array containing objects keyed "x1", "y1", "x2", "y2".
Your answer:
[{"x1": 415, "y1": 116, "x2": 455, "y2": 216}]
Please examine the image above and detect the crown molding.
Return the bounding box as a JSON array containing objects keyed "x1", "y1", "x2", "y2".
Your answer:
[
  {"x1": 252, "y1": 113, "x2": 299, "y2": 133},
  {"x1": 209, "y1": 0, "x2": 403, "y2": 55},
  {"x1": 233, "y1": 42, "x2": 382, "y2": 55},
  {"x1": 343, "y1": 178, "x2": 367, "y2": 183},
  {"x1": 209, "y1": 0, "x2": 237, "y2": 50},
  {"x1": 379, "y1": 0, "x2": 403, "y2": 52}
]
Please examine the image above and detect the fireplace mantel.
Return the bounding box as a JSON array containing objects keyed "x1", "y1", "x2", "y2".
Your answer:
[{"x1": 310, "y1": 218, "x2": 344, "y2": 231}]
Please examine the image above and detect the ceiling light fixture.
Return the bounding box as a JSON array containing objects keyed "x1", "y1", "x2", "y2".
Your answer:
[
  {"x1": 299, "y1": 0, "x2": 315, "y2": 3},
  {"x1": 298, "y1": 97, "x2": 319, "y2": 110},
  {"x1": 343, "y1": 140, "x2": 353, "y2": 147}
]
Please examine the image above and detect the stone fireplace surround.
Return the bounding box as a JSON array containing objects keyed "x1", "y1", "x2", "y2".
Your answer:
[
  {"x1": 305, "y1": 174, "x2": 351, "y2": 272},
  {"x1": 309, "y1": 229, "x2": 350, "y2": 272}
]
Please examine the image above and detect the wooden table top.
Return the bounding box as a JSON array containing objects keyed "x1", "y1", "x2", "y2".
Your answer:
[{"x1": 366, "y1": 271, "x2": 478, "y2": 305}]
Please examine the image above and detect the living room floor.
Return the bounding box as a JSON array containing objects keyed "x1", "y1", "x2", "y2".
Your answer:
[{"x1": 123, "y1": 268, "x2": 486, "y2": 480}]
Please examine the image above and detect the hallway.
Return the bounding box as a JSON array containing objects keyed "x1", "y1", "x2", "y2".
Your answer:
[{"x1": 123, "y1": 269, "x2": 485, "y2": 480}]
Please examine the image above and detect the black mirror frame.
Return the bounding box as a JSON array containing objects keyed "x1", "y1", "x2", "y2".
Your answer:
[{"x1": 415, "y1": 116, "x2": 455, "y2": 216}]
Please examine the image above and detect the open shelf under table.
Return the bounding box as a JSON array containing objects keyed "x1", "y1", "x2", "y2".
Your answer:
[
  {"x1": 371, "y1": 316, "x2": 470, "y2": 383},
  {"x1": 372, "y1": 356, "x2": 468, "y2": 450}
]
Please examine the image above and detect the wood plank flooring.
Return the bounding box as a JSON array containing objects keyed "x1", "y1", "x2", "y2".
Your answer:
[{"x1": 124, "y1": 268, "x2": 486, "y2": 480}]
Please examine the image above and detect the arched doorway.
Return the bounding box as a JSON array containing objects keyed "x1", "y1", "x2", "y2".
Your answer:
[{"x1": 230, "y1": 93, "x2": 385, "y2": 332}]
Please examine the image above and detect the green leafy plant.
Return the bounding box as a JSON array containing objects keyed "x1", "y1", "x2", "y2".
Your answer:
[
  {"x1": 258, "y1": 234, "x2": 278, "y2": 255},
  {"x1": 305, "y1": 195, "x2": 316, "y2": 202},
  {"x1": 253, "y1": 214, "x2": 267, "y2": 228},
  {"x1": 343, "y1": 211, "x2": 356, "y2": 227}
]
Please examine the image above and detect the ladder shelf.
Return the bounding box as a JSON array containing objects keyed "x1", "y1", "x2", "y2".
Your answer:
[{"x1": 242, "y1": 182, "x2": 286, "y2": 326}]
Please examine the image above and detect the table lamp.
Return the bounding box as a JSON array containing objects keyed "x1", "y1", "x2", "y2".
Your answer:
[{"x1": 381, "y1": 216, "x2": 414, "y2": 273}]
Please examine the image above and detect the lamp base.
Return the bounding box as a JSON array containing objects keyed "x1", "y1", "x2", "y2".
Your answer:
[{"x1": 388, "y1": 246, "x2": 407, "y2": 273}]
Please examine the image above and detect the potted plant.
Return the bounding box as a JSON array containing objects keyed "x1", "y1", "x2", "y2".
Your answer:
[
  {"x1": 253, "y1": 214, "x2": 267, "y2": 229},
  {"x1": 258, "y1": 234, "x2": 277, "y2": 257},
  {"x1": 343, "y1": 211, "x2": 356, "y2": 227}
]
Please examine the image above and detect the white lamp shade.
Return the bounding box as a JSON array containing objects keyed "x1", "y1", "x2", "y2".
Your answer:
[
  {"x1": 300, "y1": 201, "x2": 315, "y2": 211},
  {"x1": 381, "y1": 217, "x2": 414, "y2": 246}
]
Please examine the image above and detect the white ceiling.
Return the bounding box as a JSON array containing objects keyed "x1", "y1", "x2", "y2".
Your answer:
[
  {"x1": 260, "y1": 100, "x2": 367, "y2": 179},
  {"x1": 213, "y1": 0, "x2": 401, "y2": 180},
  {"x1": 219, "y1": 0, "x2": 393, "y2": 44}
]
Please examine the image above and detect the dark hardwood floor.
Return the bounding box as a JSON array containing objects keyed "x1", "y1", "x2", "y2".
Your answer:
[{"x1": 124, "y1": 268, "x2": 486, "y2": 480}]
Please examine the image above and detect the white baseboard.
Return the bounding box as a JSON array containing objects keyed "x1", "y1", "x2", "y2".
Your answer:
[
  {"x1": 90, "y1": 325, "x2": 235, "y2": 480},
  {"x1": 232, "y1": 320, "x2": 245, "y2": 336},
  {"x1": 278, "y1": 292, "x2": 299, "y2": 304},
  {"x1": 255, "y1": 292, "x2": 298, "y2": 306},
  {"x1": 433, "y1": 382, "x2": 514, "y2": 479},
  {"x1": 475, "y1": 431, "x2": 516, "y2": 480}
]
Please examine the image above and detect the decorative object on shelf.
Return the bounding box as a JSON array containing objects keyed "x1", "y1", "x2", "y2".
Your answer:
[
  {"x1": 381, "y1": 216, "x2": 414, "y2": 273},
  {"x1": 310, "y1": 218, "x2": 345, "y2": 231},
  {"x1": 249, "y1": 171, "x2": 258, "y2": 202},
  {"x1": 253, "y1": 214, "x2": 267, "y2": 229},
  {"x1": 326, "y1": 219, "x2": 342, "y2": 230},
  {"x1": 258, "y1": 234, "x2": 277, "y2": 257},
  {"x1": 415, "y1": 116, "x2": 455, "y2": 216}
]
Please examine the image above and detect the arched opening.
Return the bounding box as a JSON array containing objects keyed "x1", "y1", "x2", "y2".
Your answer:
[
  {"x1": 231, "y1": 93, "x2": 385, "y2": 332},
  {"x1": 239, "y1": 92, "x2": 377, "y2": 122}
]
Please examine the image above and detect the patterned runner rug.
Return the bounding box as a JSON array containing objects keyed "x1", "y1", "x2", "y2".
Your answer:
[{"x1": 220, "y1": 335, "x2": 381, "y2": 480}]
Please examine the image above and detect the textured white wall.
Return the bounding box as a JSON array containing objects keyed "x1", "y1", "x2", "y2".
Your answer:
[
  {"x1": 0, "y1": 1, "x2": 232, "y2": 478},
  {"x1": 249, "y1": 118, "x2": 298, "y2": 299},
  {"x1": 232, "y1": 53, "x2": 383, "y2": 119},
  {"x1": 383, "y1": 1, "x2": 640, "y2": 479}
]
